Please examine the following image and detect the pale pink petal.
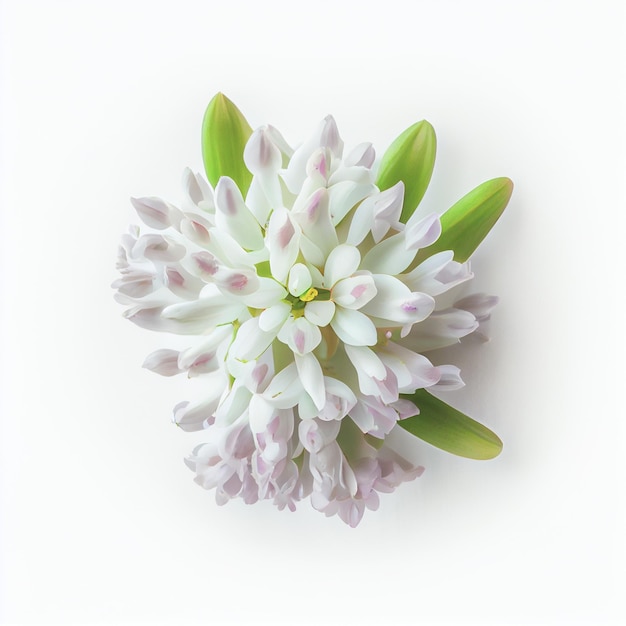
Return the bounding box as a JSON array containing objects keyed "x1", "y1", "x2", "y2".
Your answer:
[
  {"x1": 344, "y1": 142, "x2": 375, "y2": 168},
  {"x1": 430, "y1": 364, "x2": 465, "y2": 390},
  {"x1": 277, "y1": 317, "x2": 322, "y2": 356},
  {"x1": 404, "y1": 213, "x2": 441, "y2": 251},
  {"x1": 267, "y1": 207, "x2": 301, "y2": 283},
  {"x1": 362, "y1": 275, "x2": 435, "y2": 326},
  {"x1": 244, "y1": 127, "x2": 282, "y2": 174},
  {"x1": 299, "y1": 419, "x2": 340, "y2": 453},
  {"x1": 178, "y1": 325, "x2": 233, "y2": 374},
  {"x1": 132, "y1": 234, "x2": 186, "y2": 263},
  {"x1": 455, "y1": 293, "x2": 499, "y2": 321},
  {"x1": 292, "y1": 187, "x2": 338, "y2": 257},
  {"x1": 142, "y1": 349, "x2": 182, "y2": 376},
  {"x1": 130, "y1": 196, "x2": 182, "y2": 230},
  {"x1": 181, "y1": 168, "x2": 215, "y2": 215},
  {"x1": 319, "y1": 377, "x2": 357, "y2": 421},
  {"x1": 371, "y1": 182, "x2": 404, "y2": 243},
  {"x1": 165, "y1": 265, "x2": 205, "y2": 299},
  {"x1": 400, "y1": 308, "x2": 479, "y2": 352},
  {"x1": 332, "y1": 274, "x2": 377, "y2": 309},
  {"x1": 378, "y1": 341, "x2": 441, "y2": 391}
]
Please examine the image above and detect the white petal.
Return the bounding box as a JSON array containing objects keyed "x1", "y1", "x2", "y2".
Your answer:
[
  {"x1": 345, "y1": 194, "x2": 375, "y2": 246},
  {"x1": 294, "y1": 353, "x2": 326, "y2": 410},
  {"x1": 304, "y1": 300, "x2": 336, "y2": 327},
  {"x1": 263, "y1": 364, "x2": 303, "y2": 409},
  {"x1": 328, "y1": 181, "x2": 376, "y2": 226},
  {"x1": 344, "y1": 344, "x2": 387, "y2": 380},
  {"x1": 228, "y1": 317, "x2": 276, "y2": 362},
  {"x1": 214, "y1": 177, "x2": 264, "y2": 250},
  {"x1": 298, "y1": 234, "x2": 326, "y2": 267},
  {"x1": 240, "y1": 277, "x2": 287, "y2": 308},
  {"x1": 323, "y1": 244, "x2": 361, "y2": 288},
  {"x1": 124, "y1": 305, "x2": 211, "y2": 335},
  {"x1": 173, "y1": 390, "x2": 223, "y2": 432},
  {"x1": 361, "y1": 232, "x2": 416, "y2": 275},
  {"x1": 332, "y1": 273, "x2": 377, "y2": 309},
  {"x1": 245, "y1": 177, "x2": 274, "y2": 226},
  {"x1": 288, "y1": 263, "x2": 312, "y2": 297},
  {"x1": 248, "y1": 394, "x2": 276, "y2": 433},
  {"x1": 259, "y1": 302, "x2": 291, "y2": 332},
  {"x1": 330, "y1": 307, "x2": 377, "y2": 346},
  {"x1": 162, "y1": 296, "x2": 243, "y2": 326},
  {"x1": 142, "y1": 349, "x2": 182, "y2": 376}
]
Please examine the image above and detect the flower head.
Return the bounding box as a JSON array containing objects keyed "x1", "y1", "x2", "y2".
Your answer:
[{"x1": 114, "y1": 94, "x2": 511, "y2": 526}]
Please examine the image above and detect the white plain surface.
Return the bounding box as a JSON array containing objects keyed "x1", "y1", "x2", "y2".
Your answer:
[{"x1": 1, "y1": 1, "x2": 625, "y2": 624}]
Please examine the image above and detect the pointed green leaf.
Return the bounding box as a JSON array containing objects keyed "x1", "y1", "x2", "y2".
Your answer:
[
  {"x1": 398, "y1": 389, "x2": 502, "y2": 460},
  {"x1": 414, "y1": 177, "x2": 513, "y2": 265},
  {"x1": 376, "y1": 120, "x2": 436, "y2": 224},
  {"x1": 201, "y1": 93, "x2": 253, "y2": 195}
]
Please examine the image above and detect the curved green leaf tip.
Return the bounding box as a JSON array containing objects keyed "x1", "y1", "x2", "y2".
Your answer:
[
  {"x1": 375, "y1": 120, "x2": 437, "y2": 224},
  {"x1": 415, "y1": 177, "x2": 513, "y2": 265},
  {"x1": 201, "y1": 93, "x2": 253, "y2": 195},
  {"x1": 398, "y1": 389, "x2": 502, "y2": 460}
]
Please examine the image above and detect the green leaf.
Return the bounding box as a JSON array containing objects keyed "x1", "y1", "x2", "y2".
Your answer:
[
  {"x1": 398, "y1": 389, "x2": 502, "y2": 460},
  {"x1": 414, "y1": 177, "x2": 513, "y2": 264},
  {"x1": 201, "y1": 93, "x2": 253, "y2": 195},
  {"x1": 376, "y1": 120, "x2": 436, "y2": 224}
]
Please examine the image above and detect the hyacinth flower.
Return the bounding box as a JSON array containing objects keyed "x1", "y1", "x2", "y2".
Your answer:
[{"x1": 114, "y1": 93, "x2": 512, "y2": 527}]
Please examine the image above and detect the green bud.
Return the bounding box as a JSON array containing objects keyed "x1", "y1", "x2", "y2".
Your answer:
[
  {"x1": 415, "y1": 177, "x2": 513, "y2": 264},
  {"x1": 201, "y1": 93, "x2": 253, "y2": 195},
  {"x1": 376, "y1": 120, "x2": 437, "y2": 223}
]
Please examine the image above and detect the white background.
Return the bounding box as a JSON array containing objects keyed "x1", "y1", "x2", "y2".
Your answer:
[{"x1": 1, "y1": 1, "x2": 625, "y2": 624}]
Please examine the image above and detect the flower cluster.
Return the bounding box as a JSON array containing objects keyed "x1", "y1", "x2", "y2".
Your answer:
[{"x1": 114, "y1": 101, "x2": 504, "y2": 526}]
